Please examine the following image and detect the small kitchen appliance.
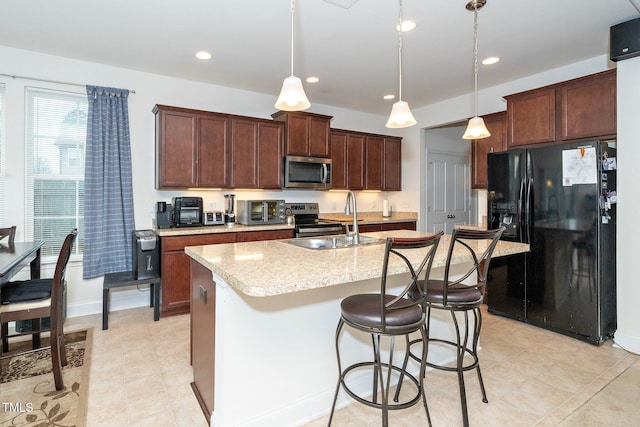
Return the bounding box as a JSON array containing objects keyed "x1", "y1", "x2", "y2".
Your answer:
[
  {"x1": 203, "y1": 211, "x2": 225, "y2": 226},
  {"x1": 237, "y1": 200, "x2": 286, "y2": 225},
  {"x1": 172, "y1": 197, "x2": 203, "y2": 227},
  {"x1": 156, "y1": 201, "x2": 173, "y2": 229},
  {"x1": 132, "y1": 230, "x2": 160, "y2": 280},
  {"x1": 224, "y1": 194, "x2": 235, "y2": 227}
]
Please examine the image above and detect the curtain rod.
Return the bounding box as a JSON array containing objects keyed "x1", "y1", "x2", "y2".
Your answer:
[{"x1": 0, "y1": 73, "x2": 136, "y2": 93}]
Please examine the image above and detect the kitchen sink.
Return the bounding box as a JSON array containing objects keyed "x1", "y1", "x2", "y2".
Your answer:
[{"x1": 282, "y1": 234, "x2": 385, "y2": 250}]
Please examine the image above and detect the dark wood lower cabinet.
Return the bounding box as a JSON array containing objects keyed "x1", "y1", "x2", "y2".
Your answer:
[
  {"x1": 160, "y1": 229, "x2": 295, "y2": 317},
  {"x1": 190, "y1": 259, "x2": 216, "y2": 422},
  {"x1": 160, "y1": 233, "x2": 236, "y2": 317}
]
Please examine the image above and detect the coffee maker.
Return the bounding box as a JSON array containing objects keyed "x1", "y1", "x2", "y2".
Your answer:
[
  {"x1": 156, "y1": 201, "x2": 173, "y2": 229},
  {"x1": 224, "y1": 194, "x2": 235, "y2": 227}
]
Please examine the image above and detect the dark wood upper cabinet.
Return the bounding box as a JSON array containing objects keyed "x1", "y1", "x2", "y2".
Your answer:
[
  {"x1": 154, "y1": 105, "x2": 230, "y2": 189},
  {"x1": 231, "y1": 118, "x2": 283, "y2": 189},
  {"x1": 346, "y1": 133, "x2": 365, "y2": 190},
  {"x1": 505, "y1": 87, "x2": 556, "y2": 148},
  {"x1": 331, "y1": 129, "x2": 402, "y2": 191},
  {"x1": 471, "y1": 111, "x2": 507, "y2": 189},
  {"x1": 505, "y1": 69, "x2": 616, "y2": 149},
  {"x1": 365, "y1": 136, "x2": 384, "y2": 190},
  {"x1": 558, "y1": 69, "x2": 616, "y2": 142},
  {"x1": 155, "y1": 106, "x2": 196, "y2": 188},
  {"x1": 330, "y1": 131, "x2": 348, "y2": 189},
  {"x1": 383, "y1": 137, "x2": 402, "y2": 191},
  {"x1": 256, "y1": 121, "x2": 284, "y2": 189},
  {"x1": 271, "y1": 110, "x2": 332, "y2": 157},
  {"x1": 197, "y1": 114, "x2": 231, "y2": 188}
]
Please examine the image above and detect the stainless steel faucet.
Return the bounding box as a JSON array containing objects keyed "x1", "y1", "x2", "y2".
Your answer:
[{"x1": 344, "y1": 191, "x2": 359, "y2": 244}]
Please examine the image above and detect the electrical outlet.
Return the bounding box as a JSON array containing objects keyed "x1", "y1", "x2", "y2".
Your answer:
[
  {"x1": 332, "y1": 202, "x2": 337, "y2": 210},
  {"x1": 372, "y1": 200, "x2": 377, "y2": 209}
]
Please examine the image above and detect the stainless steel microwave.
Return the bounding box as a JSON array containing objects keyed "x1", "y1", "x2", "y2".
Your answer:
[
  {"x1": 236, "y1": 200, "x2": 286, "y2": 225},
  {"x1": 283, "y1": 156, "x2": 332, "y2": 190}
]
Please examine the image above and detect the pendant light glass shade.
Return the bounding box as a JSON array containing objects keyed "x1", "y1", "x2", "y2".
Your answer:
[
  {"x1": 275, "y1": 76, "x2": 310, "y2": 111},
  {"x1": 386, "y1": 101, "x2": 417, "y2": 128},
  {"x1": 462, "y1": 116, "x2": 490, "y2": 139},
  {"x1": 275, "y1": 0, "x2": 310, "y2": 111},
  {"x1": 386, "y1": 0, "x2": 416, "y2": 129},
  {"x1": 463, "y1": 0, "x2": 490, "y2": 139}
]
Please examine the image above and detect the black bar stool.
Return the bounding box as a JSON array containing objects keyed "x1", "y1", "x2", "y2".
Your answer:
[
  {"x1": 403, "y1": 227, "x2": 504, "y2": 427},
  {"x1": 328, "y1": 232, "x2": 443, "y2": 427}
]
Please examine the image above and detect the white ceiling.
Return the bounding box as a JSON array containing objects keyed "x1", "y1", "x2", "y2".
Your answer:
[{"x1": 1, "y1": 0, "x2": 638, "y2": 115}]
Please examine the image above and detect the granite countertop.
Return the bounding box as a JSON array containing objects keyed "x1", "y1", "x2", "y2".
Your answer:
[{"x1": 185, "y1": 229, "x2": 529, "y2": 298}]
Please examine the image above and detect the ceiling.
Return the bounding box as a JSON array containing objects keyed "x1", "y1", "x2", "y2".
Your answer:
[{"x1": 1, "y1": 0, "x2": 638, "y2": 115}]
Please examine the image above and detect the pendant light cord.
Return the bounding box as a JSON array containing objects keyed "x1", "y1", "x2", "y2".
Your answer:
[
  {"x1": 473, "y1": 4, "x2": 479, "y2": 117},
  {"x1": 290, "y1": 0, "x2": 295, "y2": 77},
  {"x1": 397, "y1": 0, "x2": 404, "y2": 101}
]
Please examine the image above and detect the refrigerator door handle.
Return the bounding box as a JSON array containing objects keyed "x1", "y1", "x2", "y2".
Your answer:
[
  {"x1": 525, "y1": 178, "x2": 533, "y2": 244},
  {"x1": 519, "y1": 178, "x2": 526, "y2": 242}
]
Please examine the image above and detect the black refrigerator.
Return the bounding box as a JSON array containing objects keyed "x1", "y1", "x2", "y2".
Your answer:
[{"x1": 486, "y1": 140, "x2": 617, "y2": 345}]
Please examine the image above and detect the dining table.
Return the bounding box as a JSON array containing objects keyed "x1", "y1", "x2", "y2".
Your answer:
[
  {"x1": 0, "y1": 240, "x2": 45, "y2": 351},
  {"x1": 0, "y1": 240, "x2": 45, "y2": 286}
]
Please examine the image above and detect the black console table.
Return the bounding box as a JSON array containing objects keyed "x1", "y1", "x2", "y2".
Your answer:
[{"x1": 102, "y1": 271, "x2": 160, "y2": 330}]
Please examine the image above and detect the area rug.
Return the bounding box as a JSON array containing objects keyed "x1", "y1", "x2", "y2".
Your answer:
[{"x1": 0, "y1": 329, "x2": 92, "y2": 427}]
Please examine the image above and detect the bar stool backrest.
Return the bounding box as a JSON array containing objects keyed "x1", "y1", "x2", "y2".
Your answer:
[
  {"x1": 380, "y1": 231, "x2": 443, "y2": 332},
  {"x1": 440, "y1": 227, "x2": 505, "y2": 306}
]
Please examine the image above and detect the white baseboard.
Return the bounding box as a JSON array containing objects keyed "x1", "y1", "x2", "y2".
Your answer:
[
  {"x1": 614, "y1": 331, "x2": 640, "y2": 355},
  {"x1": 66, "y1": 287, "x2": 153, "y2": 318}
]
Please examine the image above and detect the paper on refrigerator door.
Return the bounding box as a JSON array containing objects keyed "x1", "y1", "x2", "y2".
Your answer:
[{"x1": 562, "y1": 147, "x2": 597, "y2": 186}]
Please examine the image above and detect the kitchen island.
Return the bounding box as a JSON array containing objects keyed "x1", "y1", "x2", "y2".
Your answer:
[{"x1": 185, "y1": 230, "x2": 529, "y2": 427}]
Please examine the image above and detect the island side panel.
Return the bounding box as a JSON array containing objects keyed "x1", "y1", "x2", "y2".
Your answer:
[{"x1": 191, "y1": 258, "x2": 216, "y2": 423}]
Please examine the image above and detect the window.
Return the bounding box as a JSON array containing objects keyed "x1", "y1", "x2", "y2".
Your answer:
[
  {"x1": 25, "y1": 88, "x2": 86, "y2": 259},
  {"x1": 0, "y1": 84, "x2": 4, "y2": 226}
]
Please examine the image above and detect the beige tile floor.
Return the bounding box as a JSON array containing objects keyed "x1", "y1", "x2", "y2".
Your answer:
[{"x1": 60, "y1": 304, "x2": 639, "y2": 426}]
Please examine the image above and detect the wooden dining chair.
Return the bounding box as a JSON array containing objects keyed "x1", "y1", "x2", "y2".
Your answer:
[
  {"x1": 0, "y1": 229, "x2": 77, "y2": 390},
  {"x1": 0, "y1": 226, "x2": 16, "y2": 247}
]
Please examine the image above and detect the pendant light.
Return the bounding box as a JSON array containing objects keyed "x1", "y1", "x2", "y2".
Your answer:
[
  {"x1": 275, "y1": 0, "x2": 310, "y2": 111},
  {"x1": 386, "y1": 0, "x2": 416, "y2": 128},
  {"x1": 462, "y1": 0, "x2": 491, "y2": 139}
]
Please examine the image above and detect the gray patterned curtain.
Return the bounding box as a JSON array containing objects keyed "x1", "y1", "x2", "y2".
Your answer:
[{"x1": 83, "y1": 86, "x2": 135, "y2": 279}]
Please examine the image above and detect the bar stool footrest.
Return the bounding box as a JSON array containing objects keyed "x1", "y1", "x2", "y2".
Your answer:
[{"x1": 340, "y1": 361, "x2": 423, "y2": 410}]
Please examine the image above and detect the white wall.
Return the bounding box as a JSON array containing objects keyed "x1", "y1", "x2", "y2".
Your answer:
[{"x1": 614, "y1": 55, "x2": 640, "y2": 354}]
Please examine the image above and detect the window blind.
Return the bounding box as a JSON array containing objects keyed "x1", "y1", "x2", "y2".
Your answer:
[{"x1": 25, "y1": 87, "x2": 87, "y2": 259}]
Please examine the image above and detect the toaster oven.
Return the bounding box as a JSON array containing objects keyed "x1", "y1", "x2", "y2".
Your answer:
[
  {"x1": 172, "y1": 197, "x2": 203, "y2": 227},
  {"x1": 236, "y1": 200, "x2": 285, "y2": 225}
]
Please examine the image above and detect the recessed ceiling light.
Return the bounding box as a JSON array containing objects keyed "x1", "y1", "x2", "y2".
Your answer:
[
  {"x1": 383, "y1": 94, "x2": 396, "y2": 100},
  {"x1": 196, "y1": 51, "x2": 212, "y2": 60},
  {"x1": 395, "y1": 20, "x2": 417, "y2": 32},
  {"x1": 482, "y1": 56, "x2": 500, "y2": 65},
  {"x1": 306, "y1": 76, "x2": 319, "y2": 83}
]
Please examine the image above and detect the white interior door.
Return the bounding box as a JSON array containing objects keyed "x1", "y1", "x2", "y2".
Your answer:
[{"x1": 426, "y1": 152, "x2": 471, "y2": 234}]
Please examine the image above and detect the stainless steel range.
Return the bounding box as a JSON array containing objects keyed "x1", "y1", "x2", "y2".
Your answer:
[{"x1": 285, "y1": 203, "x2": 343, "y2": 238}]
